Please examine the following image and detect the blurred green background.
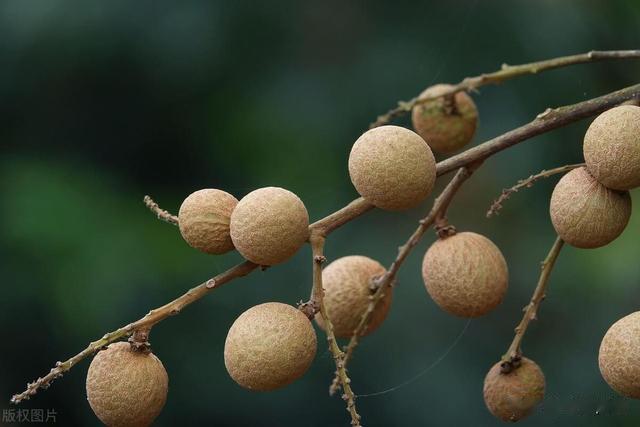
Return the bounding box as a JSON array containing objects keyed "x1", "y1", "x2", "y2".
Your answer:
[{"x1": 1, "y1": 1, "x2": 640, "y2": 426}]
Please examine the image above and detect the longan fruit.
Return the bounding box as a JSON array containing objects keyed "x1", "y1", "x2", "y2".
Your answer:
[
  {"x1": 421, "y1": 231, "x2": 508, "y2": 318},
  {"x1": 348, "y1": 125, "x2": 436, "y2": 211},
  {"x1": 86, "y1": 342, "x2": 168, "y2": 427},
  {"x1": 224, "y1": 302, "x2": 317, "y2": 391},
  {"x1": 314, "y1": 255, "x2": 391, "y2": 338},
  {"x1": 483, "y1": 357, "x2": 545, "y2": 422},
  {"x1": 178, "y1": 189, "x2": 238, "y2": 254},
  {"x1": 411, "y1": 84, "x2": 478, "y2": 154},
  {"x1": 230, "y1": 187, "x2": 309, "y2": 265},
  {"x1": 549, "y1": 167, "x2": 631, "y2": 249},
  {"x1": 599, "y1": 311, "x2": 640, "y2": 398},
  {"x1": 584, "y1": 105, "x2": 640, "y2": 190}
]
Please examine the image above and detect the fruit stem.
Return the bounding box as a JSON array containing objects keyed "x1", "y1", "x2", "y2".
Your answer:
[
  {"x1": 129, "y1": 328, "x2": 152, "y2": 353},
  {"x1": 310, "y1": 232, "x2": 362, "y2": 427},
  {"x1": 501, "y1": 236, "x2": 565, "y2": 373},
  {"x1": 330, "y1": 164, "x2": 479, "y2": 395}
]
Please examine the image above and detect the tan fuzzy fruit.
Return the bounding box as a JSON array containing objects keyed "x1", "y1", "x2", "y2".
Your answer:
[
  {"x1": 348, "y1": 125, "x2": 436, "y2": 211},
  {"x1": 599, "y1": 311, "x2": 640, "y2": 398},
  {"x1": 483, "y1": 357, "x2": 545, "y2": 422},
  {"x1": 86, "y1": 342, "x2": 168, "y2": 427},
  {"x1": 411, "y1": 84, "x2": 478, "y2": 154},
  {"x1": 584, "y1": 105, "x2": 640, "y2": 190},
  {"x1": 224, "y1": 302, "x2": 317, "y2": 391},
  {"x1": 178, "y1": 189, "x2": 238, "y2": 254},
  {"x1": 230, "y1": 187, "x2": 309, "y2": 265},
  {"x1": 549, "y1": 167, "x2": 631, "y2": 249},
  {"x1": 421, "y1": 231, "x2": 508, "y2": 318},
  {"x1": 315, "y1": 255, "x2": 391, "y2": 338}
]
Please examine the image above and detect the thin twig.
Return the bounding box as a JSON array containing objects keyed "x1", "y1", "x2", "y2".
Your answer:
[
  {"x1": 486, "y1": 163, "x2": 585, "y2": 218},
  {"x1": 500, "y1": 236, "x2": 565, "y2": 373},
  {"x1": 329, "y1": 163, "x2": 481, "y2": 395},
  {"x1": 10, "y1": 261, "x2": 258, "y2": 404},
  {"x1": 144, "y1": 195, "x2": 179, "y2": 225},
  {"x1": 371, "y1": 50, "x2": 640, "y2": 127},
  {"x1": 310, "y1": 233, "x2": 361, "y2": 426}
]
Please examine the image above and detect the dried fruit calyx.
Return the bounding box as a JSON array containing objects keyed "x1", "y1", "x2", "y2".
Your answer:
[
  {"x1": 230, "y1": 187, "x2": 309, "y2": 265},
  {"x1": 348, "y1": 125, "x2": 436, "y2": 211},
  {"x1": 422, "y1": 231, "x2": 508, "y2": 318},
  {"x1": 411, "y1": 84, "x2": 478, "y2": 154},
  {"x1": 178, "y1": 189, "x2": 238, "y2": 254},
  {"x1": 315, "y1": 255, "x2": 391, "y2": 338},
  {"x1": 86, "y1": 341, "x2": 168, "y2": 427},
  {"x1": 224, "y1": 302, "x2": 317, "y2": 391},
  {"x1": 599, "y1": 311, "x2": 640, "y2": 399},
  {"x1": 549, "y1": 167, "x2": 631, "y2": 249},
  {"x1": 483, "y1": 357, "x2": 545, "y2": 422},
  {"x1": 584, "y1": 105, "x2": 640, "y2": 191}
]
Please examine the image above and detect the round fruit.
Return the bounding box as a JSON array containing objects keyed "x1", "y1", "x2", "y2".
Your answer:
[
  {"x1": 230, "y1": 187, "x2": 309, "y2": 265},
  {"x1": 483, "y1": 357, "x2": 545, "y2": 422},
  {"x1": 315, "y1": 255, "x2": 391, "y2": 338},
  {"x1": 599, "y1": 311, "x2": 640, "y2": 398},
  {"x1": 584, "y1": 105, "x2": 640, "y2": 190},
  {"x1": 421, "y1": 231, "x2": 508, "y2": 318},
  {"x1": 549, "y1": 167, "x2": 631, "y2": 249},
  {"x1": 348, "y1": 125, "x2": 436, "y2": 211},
  {"x1": 411, "y1": 84, "x2": 478, "y2": 154},
  {"x1": 178, "y1": 189, "x2": 238, "y2": 254},
  {"x1": 224, "y1": 302, "x2": 317, "y2": 391},
  {"x1": 86, "y1": 341, "x2": 168, "y2": 427}
]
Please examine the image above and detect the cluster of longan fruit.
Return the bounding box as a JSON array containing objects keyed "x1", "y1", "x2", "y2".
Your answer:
[
  {"x1": 83, "y1": 88, "x2": 639, "y2": 426},
  {"x1": 551, "y1": 105, "x2": 640, "y2": 407},
  {"x1": 484, "y1": 104, "x2": 640, "y2": 423},
  {"x1": 84, "y1": 83, "x2": 481, "y2": 426}
]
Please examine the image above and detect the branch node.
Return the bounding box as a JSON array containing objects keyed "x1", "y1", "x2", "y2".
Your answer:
[
  {"x1": 435, "y1": 217, "x2": 457, "y2": 238},
  {"x1": 129, "y1": 329, "x2": 152, "y2": 353},
  {"x1": 500, "y1": 354, "x2": 522, "y2": 374},
  {"x1": 297, "y1": 299, "x2": 320, "y2": 319},
  {"x1": 536, "y1": 107, "x2": 554, "y2": 119}
]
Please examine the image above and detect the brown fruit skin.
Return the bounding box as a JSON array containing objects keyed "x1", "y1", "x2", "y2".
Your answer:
[
  {"x1": 224, "y1": 302, "x2": 317, "y2": 391},
  {"x1": 584, "y1": 105, "x2": 640, "y2": 190},
  {"x1": 178, "y1": 189, "x2": 238, "y2": 254},
  {"x1": 348, "y1": 125, "x2": 436, "y2": 211},
  {"x1": 411, "y1": 84, "x2": 478, "y2": 154},
  {"x1": 599, "y1": 311, "x2": 640, "y2": 398},
  {"x1": 421, "y1": 232, "x2": 508, "y2": 318},
  {"x1": 549, "y1": 167, "x2": 631, "y2": 249},
  {"x1": 86, "y1": 342, "x2": 168, "y2": 427},
  {"x1": 230, "y1": 187, "x2": 309, "y2": 265},
  {"x1": 483, "y1": 357, "x2": 545, "y2": 422},
  {"x1": 315, "y1": 255, "x2": 391, "y2": 338}
]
